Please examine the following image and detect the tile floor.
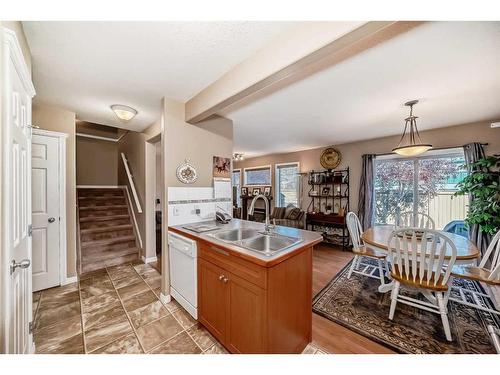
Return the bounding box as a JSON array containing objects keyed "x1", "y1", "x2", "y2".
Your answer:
[{"x1": 32, "y1": 261, "x2": 326, "y2": 354}]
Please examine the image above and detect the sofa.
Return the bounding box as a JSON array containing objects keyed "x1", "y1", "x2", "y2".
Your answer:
[{"x1": 270, "y1": 204, "x2": 305, "y2": 229}]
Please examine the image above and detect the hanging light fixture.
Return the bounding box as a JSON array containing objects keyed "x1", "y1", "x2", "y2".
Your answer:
[
  {"x1": 392, "y1": 100, "x2": 432, "y2": 157},
  {"x1": 233, "y1": 153, "x2": 244, "y2": 161}
]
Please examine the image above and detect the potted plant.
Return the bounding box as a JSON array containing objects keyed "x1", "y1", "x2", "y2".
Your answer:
[{"x1": 455, "y1": 155, "x2": 500, "y2": 236}]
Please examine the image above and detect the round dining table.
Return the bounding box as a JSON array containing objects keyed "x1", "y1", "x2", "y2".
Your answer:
[{"x1": 361, "y1": 225, "x2": 481, "y2": 294}]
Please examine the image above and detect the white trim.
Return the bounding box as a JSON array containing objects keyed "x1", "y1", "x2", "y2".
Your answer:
[
  {"x1": 243, "y1": 164, "x2": 272, "y2": 186},
  {"x1": 33, "y1": 129, "x2": 69, "y2": 287},
  {"x1": 76, "y1": 185, "x2": 121, "y2": 189},
  {"x1": 2, "y1": 28, "x2": 35, "y2": 97},
  {"x1": 121, "y1": 152, "x2": 143, "y2": 213},
  {"x1": 274, "y1": 162, "x2": 300, "y2": 206},
  {"x1": 124, "y1": 185, "x2": 143, "y2": 250},
  {"x1": 60, "y1": 276, "x2": 78, "y2": 286},
  {"x1": 141, "y1": 256, "x2": 158, "y2": 264},
  {"x1": 33, "y1": 129, "x2": 68, "y2": 139},
  {"x1": 76, "y1": 132, "x2": 119, "y2": 142},
  {"x1": 159, "y1": 293, "x2": 172, "y2": 305}
]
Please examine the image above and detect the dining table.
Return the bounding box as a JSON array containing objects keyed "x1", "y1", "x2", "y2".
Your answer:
[{"x1": 361, "y1": 225, "x2": 481, "y2": 294}]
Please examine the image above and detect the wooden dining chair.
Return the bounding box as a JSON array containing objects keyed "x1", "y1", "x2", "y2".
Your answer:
[
  {"x1": 449, "y1": 229, "x2": 500, "y2": 316},
  {"x1": 346, "y1": 212, "x2": 387, "y2": 287},
  {"x1": 396, "y1": 211, "x2": 435, "y2": 229},
  {"x1": 387, "y1": 228, "x2": 457, "y2": 341}
]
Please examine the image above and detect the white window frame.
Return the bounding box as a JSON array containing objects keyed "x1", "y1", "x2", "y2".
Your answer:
[
  {"x1": 373, "y1": 147, "x2": 465, "y2": 222},
  {"x1": 275, "y1": 162, "x2": 300, "y2": 207},
  {"x1": 243, "y1": 164, "x2": 272, "y2": 186}
]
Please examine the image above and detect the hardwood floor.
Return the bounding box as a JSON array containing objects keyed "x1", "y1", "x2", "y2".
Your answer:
[{"x1": 311, "y1": 244, "x2": 395, "y2": 354}]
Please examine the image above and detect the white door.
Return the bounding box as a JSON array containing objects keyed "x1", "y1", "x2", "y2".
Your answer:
[
  {"x1": 32, "y1": 134, "x2": 60, "y2": 291},
  {"x1": 1, "y1": 28, "x2": 36, "y2": 354}
]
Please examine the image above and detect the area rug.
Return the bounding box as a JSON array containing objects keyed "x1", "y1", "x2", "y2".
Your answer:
[{"x1": 312, "y1": 259, "x2": 500, "y2": 353}]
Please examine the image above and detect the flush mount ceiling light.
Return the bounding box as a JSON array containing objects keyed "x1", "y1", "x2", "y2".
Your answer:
[
  {"x1": 110, "y1": 104, "x2": 137, "y2": 121},
  {"x1": 392, "y1": 100, "x2": 432, "y2": 157},
  {"x1": 233, "y1": 153, "x2": 244, "y2": 161}
]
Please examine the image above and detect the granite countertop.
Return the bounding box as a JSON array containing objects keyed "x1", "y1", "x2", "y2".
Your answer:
[{"x1": 168, "y1": 218, "x2": 323, "y2": 267}]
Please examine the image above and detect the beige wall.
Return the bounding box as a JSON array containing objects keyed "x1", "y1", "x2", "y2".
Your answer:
[
  {"x1": 164, "y1": 99, "x2": 233, "y2": 188},
  {"x1": 32, "y1": 103, "x2": 78, "y2": 278},
  {"x1": 162, "y1": 98, "x2": 233, "y2": 295},
  {"x1": 76, "y1": 137, "x2": 118, "y2": 186},
  {"x1": 235, "y1": 120, "x2": 500, "y2": 214}
]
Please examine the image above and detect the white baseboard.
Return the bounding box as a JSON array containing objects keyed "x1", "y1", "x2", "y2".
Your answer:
[
  {"x1": 159, "y1": 293, "x2": 171, "y2": 305},
  {"x1": 61, "y1": 276, "x2": 78, "y2": 285},
  {"x1": 142, "y1": 256, "x2": 158, "y2": 264},
  {"x1": 76, "y1": 185, "x2": 121, "y2": 189}
]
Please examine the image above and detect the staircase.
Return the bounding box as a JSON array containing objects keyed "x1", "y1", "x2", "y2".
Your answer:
[{"x1": 77, "y1": 188, "x2": 139, "y2": 274}]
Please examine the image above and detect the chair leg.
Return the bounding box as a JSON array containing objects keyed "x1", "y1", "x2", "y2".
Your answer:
[
  {"x1": 377, "y1": 259, "x2": 385, "y2": 286},
  {"x1": 437, "y1": 292, "x2": 452, "y2": 342},
  {"x1": 348, "y1": 255, "x2": 358, "y2": 279},
  {"x1": 389, "y1": 281, "x2": 400, "y2": 320}
]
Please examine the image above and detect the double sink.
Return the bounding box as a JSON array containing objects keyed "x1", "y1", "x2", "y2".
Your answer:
[{"x1": 208, "y1": 228, "x2": 303, "y2": 256}]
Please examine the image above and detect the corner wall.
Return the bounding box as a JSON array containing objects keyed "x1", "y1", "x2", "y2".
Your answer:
[
  {"x1": 162, "y1": 98, "x2": 233, "y2": 296},
  {"x1": 234, "y1": 120, "x2": 500, "y2": 214},
  {"x1": 32, "y1": 102, "x2": 78, "y2": 278}
]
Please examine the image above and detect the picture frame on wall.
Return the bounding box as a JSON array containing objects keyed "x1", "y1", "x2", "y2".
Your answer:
[
  {"x1": 252, "y1": 187, "x2": 261, "y2": 196},
  {"x1": 263, "y1": 186, "x2": 271, "y2": 197},
  {"x1": 322, "y1": 186, "x2": 331, "y2": 196},
  {"x1": 241, "y1": 187, "x2": 248, "y2": 196}
]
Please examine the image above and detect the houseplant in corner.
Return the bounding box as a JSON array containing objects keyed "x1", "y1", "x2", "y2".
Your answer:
[{"x1": 455, "y1": 155, "x2": 500, "y2": 237}]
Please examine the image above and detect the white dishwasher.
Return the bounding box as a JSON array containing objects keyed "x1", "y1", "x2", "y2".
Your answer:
[{"x1": 168, "y1": 232, "x2": 198, "y2": 319}]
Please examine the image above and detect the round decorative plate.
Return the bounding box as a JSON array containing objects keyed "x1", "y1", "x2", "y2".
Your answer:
[
  {"x1": 320, "y1": 147, "x2": 342, "y2": 169},
  {"x1": 176, "y1": 160, "x2": 198, "y2": 184}
]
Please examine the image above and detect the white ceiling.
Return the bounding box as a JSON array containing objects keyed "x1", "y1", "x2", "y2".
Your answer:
[
  {"x1": 23, "y1": 21, "x2": 298, "y2": 131},
  {"x1": 221, "y1": 22, "x2": 500, "y2": 157}
]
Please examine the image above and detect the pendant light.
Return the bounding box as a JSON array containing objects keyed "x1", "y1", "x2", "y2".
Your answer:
[{"x1": 392, "y1": 100, "x2": 432, "y2": 156}]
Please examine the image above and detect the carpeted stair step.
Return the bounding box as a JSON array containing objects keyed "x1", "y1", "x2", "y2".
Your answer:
[
  {"x1": 81, "y1": 235, "x2": 136, "y2": 249},
  {"x1": 82, "y1": 252, "x2": 139, "y2": 274},
  {"x1": 80, "y1": 225, "x2": 134, "y2": 242},
  {"x1": 79, "y1": 214, "x2": 130, "y2": 223},
  {"x1": 78, "y1": 188, "x2": 124, "y2": 198},
  {"x1": 78, "y1": 205, "x2": 129, "y2": 218},
  {"x1": 82, "y1": 246, "x2": 138, "y2": 263},
  {"x1": 78, "y1": 197, "x2": 127, "y2": 207}
]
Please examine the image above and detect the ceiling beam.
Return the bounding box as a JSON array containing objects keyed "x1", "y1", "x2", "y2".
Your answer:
[{"x1": 185, "y1": 21, "x2": 424, "y2": 124}]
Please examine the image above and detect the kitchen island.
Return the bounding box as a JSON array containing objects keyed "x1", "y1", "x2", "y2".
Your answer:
[{"x1": 169, "y1": 219, "x2": 323, "y2": 354}]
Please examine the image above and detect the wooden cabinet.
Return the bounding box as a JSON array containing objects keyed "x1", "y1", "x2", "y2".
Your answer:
[
  {"x1": 197, "y1": 241, "x2": 312, "y2": 354},
  {"x1": 198, "y1": 259, "x2": 227, "y2": 342}
]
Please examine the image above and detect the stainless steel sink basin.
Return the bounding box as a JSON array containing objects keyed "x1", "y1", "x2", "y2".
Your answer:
[
  {"x1": 211, "y1": 228, "x2": 260, "y2": 242},
  {"x1": 240, "y1": 234, "x2": 303, "y2": 256}
]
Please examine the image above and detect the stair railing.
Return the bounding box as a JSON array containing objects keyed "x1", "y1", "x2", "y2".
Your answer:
[{"x1": 121, "y1": 152, "x2": 143, "y2": 213}]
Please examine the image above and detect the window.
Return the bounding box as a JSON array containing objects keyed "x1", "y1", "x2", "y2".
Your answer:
[
  {"x1": 373, "y1": 148, "x2": 467, "y2": 229},
  {"x1": 244, "y1": 165, "x2": 271, "y2": 186},
  {"x1": 275, "y1": 162, "x2": 300, "y2": 207},
  {"x1": 232, "y1": 169, "x2": 241, "y2": 207}
]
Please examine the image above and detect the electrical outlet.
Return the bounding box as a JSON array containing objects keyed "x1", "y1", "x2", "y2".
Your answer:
[
  {"x1": 173, "y1": 207, "x2": 179, "y2": 216},
  {"x1": 195, "y1": 208, "x2": 201, "y2": 215}
]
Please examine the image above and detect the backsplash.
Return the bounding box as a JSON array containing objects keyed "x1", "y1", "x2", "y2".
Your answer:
[{"x1": 168, "y1": 187, "x2": 231, "y2": 226}]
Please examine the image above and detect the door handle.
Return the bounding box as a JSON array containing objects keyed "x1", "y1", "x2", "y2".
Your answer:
[
  {"x1": 10, "y1": 259, "x2": 30, "y2": 275},
  {"x1": 48, "y1": 217, "x2": 56, "y2": 223}
]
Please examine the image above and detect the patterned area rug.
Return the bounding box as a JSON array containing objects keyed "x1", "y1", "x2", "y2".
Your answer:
[{"x1": 312, "y1": 259, "x2": 500, "y2": 353}]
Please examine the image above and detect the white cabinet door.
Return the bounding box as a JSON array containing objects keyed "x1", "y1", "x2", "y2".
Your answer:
[{"x1": 32, "y1": 134, "x2": 60, "y2": 291}]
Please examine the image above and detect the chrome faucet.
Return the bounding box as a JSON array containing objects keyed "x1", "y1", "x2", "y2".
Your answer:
[{"x1": 248, "y1": 194, "x2": 272, "y2": 234}]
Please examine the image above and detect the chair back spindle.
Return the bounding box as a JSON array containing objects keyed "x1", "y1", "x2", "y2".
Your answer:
[
  {"x1": 479, "y1": 230, "x2": 500, "y2": 281},
  {"x1": 396, "y1": 212, "x2": 435, "y2": 229},
  {"x1": 346, "y1": 212, "x2": 364, "y2": 249}
]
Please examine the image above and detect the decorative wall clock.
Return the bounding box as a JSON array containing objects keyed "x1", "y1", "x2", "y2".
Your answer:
[
  {"x1": 320, "y1": 147, "x2": 342, "y2": 170},
  {"x1": 176, "y1": 159, "x2": 198, "y2": 184}
]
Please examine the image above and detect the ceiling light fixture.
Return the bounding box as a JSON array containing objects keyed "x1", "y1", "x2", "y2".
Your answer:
[
  {"x1": 110, "y1": 104, "x2": 137, "y2": 121},
  {"x1": 233, "y1": 153, "x2": 244, "y2": 161},
  {"x1": 392, "y1": 100, "x2": 432, "y2": 157}
]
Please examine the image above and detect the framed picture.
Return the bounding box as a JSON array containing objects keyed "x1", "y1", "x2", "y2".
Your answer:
[
  {"x1": 241, "y1": 187, "x2": 248, "y2": 196},
  {"x1": 263, "y1": 186, "x2": 271, "y2": 197},
  {"x1": 252, "y1": 187, "x2": 261, "y2": 196},
  {"x1": 213, "y1": 156, "x2": 231, "y2": 179},
  {"x1": 322, "y1": 186, "x2": 331, "y2": 196}
]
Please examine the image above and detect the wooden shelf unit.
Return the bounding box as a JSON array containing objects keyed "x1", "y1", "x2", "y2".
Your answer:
[{"x1": 306, "y1": 168, "x2": 350, "y2": 250}]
